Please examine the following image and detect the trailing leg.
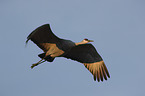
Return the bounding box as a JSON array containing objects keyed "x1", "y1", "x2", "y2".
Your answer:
[{"x1": 31, "y1": 58, "x2": 46, "y2": 69}]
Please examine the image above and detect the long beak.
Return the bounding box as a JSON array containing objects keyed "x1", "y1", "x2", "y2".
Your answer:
[{"x1": 88, "y1": 40, "x2": 94, "y2": 42}]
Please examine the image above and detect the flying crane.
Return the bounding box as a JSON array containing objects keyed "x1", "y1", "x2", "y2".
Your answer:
[{"x1": 26, "y1": 24, "x2": 110, "y2": 82}]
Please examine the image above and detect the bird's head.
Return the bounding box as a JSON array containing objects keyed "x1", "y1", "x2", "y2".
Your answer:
[{"x1": 82, "y1": 38, "x2": 94, "y2": 43}]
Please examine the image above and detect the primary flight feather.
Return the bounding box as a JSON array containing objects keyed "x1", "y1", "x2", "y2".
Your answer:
[{"x1": 26, "y1": 24, "x2": 110, "y2": 82}]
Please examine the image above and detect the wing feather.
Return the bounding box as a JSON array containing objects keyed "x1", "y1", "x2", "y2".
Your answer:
[
  {"x1": 102, "y1": 65, "x2": 107, "y2": 80},
  {"x1": 99, "y1": 65, "x2": 103, "y2": 81},
  {"x1": 64, "y1": 44, "x2": 110, "y2": 81},
  {"x1": 26, "y1": 24, "x2": 61, "y2": 52},
  {"x1": 84, "y1": 61, "x2": 110, "y2": 81},
  {"x1": 63, "y1": 44, "x2": 103, "y2": 63}
]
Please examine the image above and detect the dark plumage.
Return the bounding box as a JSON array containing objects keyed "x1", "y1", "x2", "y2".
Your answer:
[{"x1": 26, "y1": 24, "x2": 110, "y2": 82}]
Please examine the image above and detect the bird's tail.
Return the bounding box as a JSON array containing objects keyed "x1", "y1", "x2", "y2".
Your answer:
[{"x1": 38, "y1": 53, "x2": 55, "y2": 62}]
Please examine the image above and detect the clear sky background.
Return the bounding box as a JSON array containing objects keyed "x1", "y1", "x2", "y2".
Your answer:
[{"x1": 0, "y1": 0, "x2": 145, "y2": 96}]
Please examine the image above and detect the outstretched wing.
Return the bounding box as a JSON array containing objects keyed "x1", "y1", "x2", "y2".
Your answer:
[
  {"x1": 83, "y1": 61, "x2": 110, "y2": 82},
  {"x1": 63, "y1": 44, "x2": 110, "y2": 81},
  {"x1": 26, "y1": 24, "x2": 61, "y2": 52}
]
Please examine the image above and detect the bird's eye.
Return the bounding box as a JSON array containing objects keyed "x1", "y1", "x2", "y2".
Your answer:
[{"x1": 84, "y1": 38, "x2": 88, "y2": 41}]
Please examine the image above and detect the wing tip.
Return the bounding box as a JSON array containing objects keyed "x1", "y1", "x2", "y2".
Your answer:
[
  {"x1": 26, "y1": 39, "x2": 29, "y2": 44},
  {"x1": 84, "y1": 61, "x2": 110, "y2": 82},
  {"x1": 25, "y1": 39, "x2": 30, "y2": 47}
]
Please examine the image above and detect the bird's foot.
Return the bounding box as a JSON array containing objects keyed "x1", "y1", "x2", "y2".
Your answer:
[
  {"x1": 30, "y1": 60, "x2": 46, "y2": 69},
  {"x1": 31, "y1": 63, "x2": 38, "y2": 69}
]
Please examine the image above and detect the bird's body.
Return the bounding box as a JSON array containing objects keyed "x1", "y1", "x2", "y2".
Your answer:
[
  {"x1": 56, "y1": 39, "x2": 76, "y2": 52},
  {"x1": 26, "y1": 24, "x2": 110, "y2": 82}
]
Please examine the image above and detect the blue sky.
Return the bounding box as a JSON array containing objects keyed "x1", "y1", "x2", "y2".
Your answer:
[{"x1": 0, "y1": 0, "x2": 145, "y2": 96}]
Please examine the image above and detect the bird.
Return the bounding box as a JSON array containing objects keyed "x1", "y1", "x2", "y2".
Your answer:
[{"x1": 26, "y1": 24, "x2": 110, "y2": 82}]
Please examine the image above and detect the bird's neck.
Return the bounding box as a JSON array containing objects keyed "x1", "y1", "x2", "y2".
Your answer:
[{"x1": 75, "y1": 41, "x2": 87, "y2": 45}]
